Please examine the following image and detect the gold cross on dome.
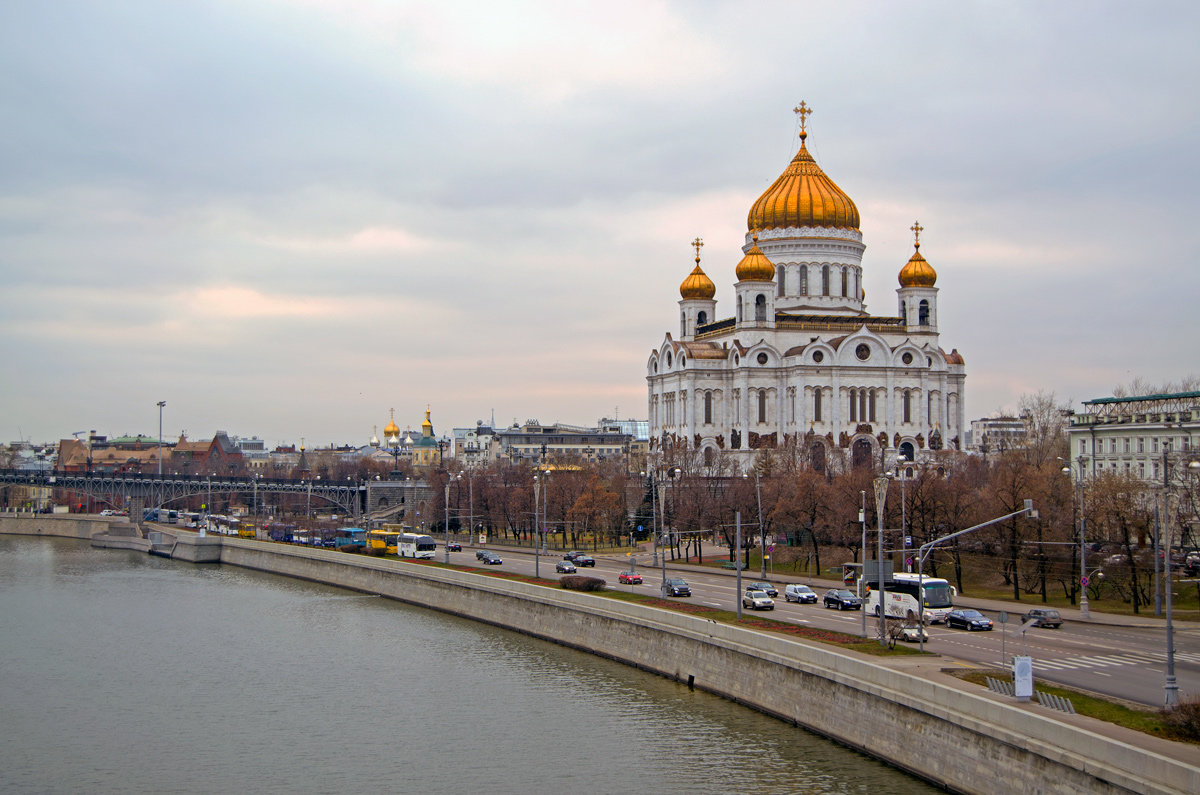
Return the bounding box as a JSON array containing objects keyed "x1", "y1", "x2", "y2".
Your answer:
[
  {"x1": 692, "y1": 237, "x2": 704, "y2": 263},
  {"x1": 793, "y1": 101, "x2": 812, "y2": 132},
  {"x1": 911, "y1": 220, "x2": 924, "y2": 247}
]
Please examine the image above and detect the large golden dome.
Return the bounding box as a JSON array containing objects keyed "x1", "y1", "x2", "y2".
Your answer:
[
  {"x1": 898, "y1": 221, "x2": 937, "y2": 287},
  {"x1": 680, "y1": 264, "x2": 716, "y2": 299},
  {"x1": 735, "y1": 234, "x2": 775, "y2": 282},
  {"x1": 746, "y1": 130, "x2": 860, "y2": 232}
]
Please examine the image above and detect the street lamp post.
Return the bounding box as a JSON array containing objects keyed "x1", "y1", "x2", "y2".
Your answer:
[
  {"x1": 1063, "y1": 457, "x2": 1090, "y2": 619},
  {"x1": 156, "y1": 401, "x2": 165, "y2": 477},
  {"x1": 873, "y1": 475, "x2": 891, "y2": 647},
  {"x1": 754, "y1": 470, "x2": 766, "y2": 579},
  {"x1": 860, "y1": 490, "x2": 868, "y2": 638}
]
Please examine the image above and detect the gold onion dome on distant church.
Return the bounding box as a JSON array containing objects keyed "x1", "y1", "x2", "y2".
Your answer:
[
  {"x1": 735, "y1": 233, "x2": 775, "y2": 282},
  {"x1": 383, "y1": 408, "x2": 400, "y2": 438},
  {"x1": 680, "y1": 236, "x2": 716, "y2": 299},
  {"x1": 746, "y1": 103, "x2": 859, "y2": 232},
  {"x1": 680, "y1": 264, "x2": 716, "y2": 299},
  {"x1": 898, "y1": 220, "x2": 937, "y2": 287}
]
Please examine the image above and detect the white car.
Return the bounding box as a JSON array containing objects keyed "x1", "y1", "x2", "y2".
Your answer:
[
  {"x1": 742, "y1": 590, "x2": 775, "y2": 610},
  {"x1": 784, "y1": 584, "x2": 818, "y2": 603}
]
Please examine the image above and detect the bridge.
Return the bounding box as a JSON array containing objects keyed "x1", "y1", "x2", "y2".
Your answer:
[{"x1": 0, "y1": 469, "x2": 367, "y2": 518}]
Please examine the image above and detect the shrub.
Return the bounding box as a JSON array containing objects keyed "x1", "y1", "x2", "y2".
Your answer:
[
  {"x1": 560, "y1": 575, "x2": 606, "y2": 592},
  {"x1": 1162, "y1": 697, "x2": 1200, "y2": 741}
]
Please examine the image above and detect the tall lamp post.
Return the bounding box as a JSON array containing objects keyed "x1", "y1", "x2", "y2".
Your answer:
[
  {"x1": 444, "y1": 473, "x2": 460, "y2": 564},
  {"x1": 156, "y1": 401, "x2": 166, "y2": 477},
  {"x1": 1063, "y1": 457, "x2": 1090, "y2": 619},
  {"x1": 1162, "y1": 446, "x2": 1200, "y2": 707},
  {"x1": 873, "y1": 475, "x2": 891, "y2": 647}
]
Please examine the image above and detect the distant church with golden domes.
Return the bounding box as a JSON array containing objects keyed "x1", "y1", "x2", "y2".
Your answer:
[{"x1": 647, "y1": 103, "x2": 966, "y2": 473}]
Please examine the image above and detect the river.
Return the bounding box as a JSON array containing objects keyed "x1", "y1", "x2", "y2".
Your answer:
[{"x1": 0, "y1": 536, "x2": 935, "y2": 794}]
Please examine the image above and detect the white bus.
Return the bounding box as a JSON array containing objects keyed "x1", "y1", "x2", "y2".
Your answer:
[
  {"x1": 865, "y1": 572, "x2": 956, "y2": 623},
  {"x1": 399, "y1": 532, "x2": 437, "y2": 560}
]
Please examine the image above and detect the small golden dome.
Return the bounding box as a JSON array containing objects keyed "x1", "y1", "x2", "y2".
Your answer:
[
  {"x1": 898, "y1": 221, "x2": 937, "y2": 287},
  {"x1": 383, "y1": 408, "x2": 400, "y2": 438},
  {"x1": 747, "y1": 130, "x2": 859, "y2": 232},
  {"x1": 736, "y1": 234, "x2": 775, "y2": 282},
  {"x1": 680, "y1": 264, "x2": 716, "y2": 300}
]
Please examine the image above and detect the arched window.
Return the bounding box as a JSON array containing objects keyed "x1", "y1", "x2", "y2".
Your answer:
[
  {"x1": 919, "y1": 299, "x2": 930, "y2": 325},
  {"x1": 777, "y1": 265, "x2": 785, "y2": 296},
  {"x1": 697, "y1": 310, "x2": 707, "y2": 326},
  {"x1": 868, "y1": 389, "x2": 876, "y2": 422},
  {"x1": 841, "y1": 267, "x2": 848, "y2": 297},
  {"x1": 754, "y1": 294, "x2": 766, "y2": 321},
  {"x1": 849, "y1": 388, "x2": 857, "y2": 421},
  {"x1": 814, "y1": 389, "x2": 823, "y2": 422},
  {"x1": 799, "y1": 267, "x2": 808, "y2": 295},
  {"x1": 737, "y1": 298, "x2": 743, "y2": 322},
  {"x1": 704, "y1": 392, "x2": 713, "y2": 424},
  {"x1": 821, "y1": 265, "x2": 830, "y2": 296},
  {"x1": 859, "y1": 388, "x2": 867, "y2": 421},
  {"x1": 902, "y1": 390, "x2": 912, "y2": 423},
  {"x1": 704, "y1": 447, "x2": 714, "y2": 467},
  {"x1": 757, "y1": 390, "x2": 766, "y2": 423}
]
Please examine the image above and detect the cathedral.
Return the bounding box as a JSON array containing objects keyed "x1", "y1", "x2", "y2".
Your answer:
[{"x1": 647, "y1": 104, "x2": 966, "y2": 474}]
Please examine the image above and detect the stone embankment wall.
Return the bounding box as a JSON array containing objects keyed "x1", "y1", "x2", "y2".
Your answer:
[{"x1": 3, "y1": 518, "x2": 1197, "y2": 794}]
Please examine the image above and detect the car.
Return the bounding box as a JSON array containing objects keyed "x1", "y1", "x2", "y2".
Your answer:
[
  {"x1": 743, "y1": 590, "x2": 775, "y2": 610},
  {"x1": 823, "y1": 589, "x2": 862, "y2": 610},
  {"x1": 895, "y1": 623, "x2": 930, "y2": 643},
  {"x1": 446, "y1": 542, "x2": 462, "y2": 552},
  {"x1": 555, "y1": 560, "x2": 577, "y2": 574},
  {"x1": 1022, "y1": 608, "x2": 1063, "y2": 629},
  {"x1": 573, "y1": 555, "x2": 596, "y2": 567},
  {"x1": 946, "y1": 609, "x2": 993, "y2": 631},
  {"x1": 476, "y1": 549, "x2": 490, "y2": 560},
  {"x1": 662, "y1": 577, "x2": 691, "y2": 597},
  {"x1": 618, "y1": 571, "x2": 643, "y2": 585},
  {"x1": 564, "y1": 550, "x2": 584, "y2": 562},
  {"x1": 784, "y1": 584, "x2": 818, "y2": 604},
  {"x1": 478, "y1": 551, "x2": 503, "y2": 565},
  {"x1": 747, "y1": 581, "x2": 778, "y2": 597}
]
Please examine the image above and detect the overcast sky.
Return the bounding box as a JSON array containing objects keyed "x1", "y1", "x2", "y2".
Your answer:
[{"x1": 3, "y1": 0, "x2": 1198, "y2": 448}]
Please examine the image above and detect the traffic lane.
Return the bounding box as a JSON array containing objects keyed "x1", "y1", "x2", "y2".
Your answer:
[{"x1": 445, "y1": 549, "x2": 1196, "y2": 705}]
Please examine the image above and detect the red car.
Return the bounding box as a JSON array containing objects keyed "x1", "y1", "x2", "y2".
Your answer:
[{"x1": 618, "y1": 571, "x2": 643, "y2": 585}]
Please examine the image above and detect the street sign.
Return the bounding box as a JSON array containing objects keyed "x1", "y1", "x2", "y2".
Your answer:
[
  {"x1": 1080, "y1": 575, "x2": 1090, "y2": 587},
  {"x1": 905, "y1": 557, "x2": 913, "y2": 567},
  {"x1": 997, "y1": 611, "x2": 1009, "y2": 624}
]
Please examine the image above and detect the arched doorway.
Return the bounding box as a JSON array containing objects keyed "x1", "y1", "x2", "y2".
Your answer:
[
  {"x1": 851, "y1": 438, "x2": 873, "y2": 469},
  {"x1": 899, "y1": 441, "x2": 916, "y2": 462},
  {"x1": 809, "y1": 443, "x2": 826, "y2": 474}
]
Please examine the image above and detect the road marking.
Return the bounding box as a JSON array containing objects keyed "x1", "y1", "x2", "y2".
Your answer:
[{"x1": 1092, "y1": 671, "x2": 1113, "y2": 677}]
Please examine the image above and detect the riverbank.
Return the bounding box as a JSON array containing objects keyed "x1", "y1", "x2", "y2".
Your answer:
[{"x1": 4, "y1": 516, "x2": 1198, "y2": 794}]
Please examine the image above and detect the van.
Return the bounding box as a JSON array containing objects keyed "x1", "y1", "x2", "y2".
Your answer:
[{"x1": 784, "y1": 584, "x2": 818, "y2": 604}]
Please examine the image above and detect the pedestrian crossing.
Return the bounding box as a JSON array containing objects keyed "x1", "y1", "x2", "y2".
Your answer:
[{"x1": 1033, "y1": 650, "x2": 1200, "y2": 671}]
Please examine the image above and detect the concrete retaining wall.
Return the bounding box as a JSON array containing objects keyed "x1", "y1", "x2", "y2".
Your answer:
[{"x1": 3, "y1": 518, "x2": 1197, "y2": 794}]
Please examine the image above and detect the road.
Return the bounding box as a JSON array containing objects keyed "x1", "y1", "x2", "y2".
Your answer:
[{"x1": 446, "y1": 544, "x2": 1200, "y2": 707}]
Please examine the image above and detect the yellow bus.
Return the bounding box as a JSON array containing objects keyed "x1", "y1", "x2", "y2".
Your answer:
[{"x1": 366, "y1": 529, "x2": 403, "y2": 555}]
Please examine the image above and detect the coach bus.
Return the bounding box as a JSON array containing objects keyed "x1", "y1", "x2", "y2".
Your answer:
[
  {"x1": 864, "y1": 572, "x2": 956, "y2": 623},
  {"x1": 399, "y1": 532, "x2": 437, "y2": 559}
]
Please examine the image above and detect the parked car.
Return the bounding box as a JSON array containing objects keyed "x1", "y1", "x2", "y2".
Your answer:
[
  {"x1": 946, "y1": 609, "x2": 993, "y2": 631},
  {"x1": 618, "y1": 571, "x2": 643, "y2": 585},
  {"x1": 446, "y1": 542, "x2": 462, "y2": 552},
  {"x1": 784, "y1": 584, "x2": 818, "y2": 604},
  {"x1": 573, "y1": 555, "x2": 596, "y2": 567},
  {"x1": 747, "y1": 581, "x2": 778, "y2": 597},
  {"x1": 555, "y1": 560, "x2": 577, "y2": 574},
  {"x1": 1022, "y1": 608, "x2": 1063, "y2": 629},
  {"x1": 823, "y1": 589, "x2": 862, "y2": 610},
  {"x1": 478, "y1": 551, "x2": 503, "y2": 565},
  {"x1": 662, "y1": 577, "x2": 691, "y2": 597},
  {"x1": 743, "y1": 590, "x2": 775, "y2": 610}
]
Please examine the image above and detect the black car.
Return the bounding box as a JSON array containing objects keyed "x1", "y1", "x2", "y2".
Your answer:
[
  {"x1": 823, "y1": 589, "x2": 862, "y2": 610},
  {"x1": 475, "y1": 549, "x2": 490, "y2": 560},
  {"x1": 446, "y1": 542, "x2": 462, "y2": 552},
  {"x1": 573, "y1": 555, "x2": 596, "y2": 567},
  {"x1": 662, "y1": 577, "x2": 691, "y2": 597},
  {"x1": 478, "y1": 551, "x2": 503, "y2": 565},
  {"x1": 747, "y1": 581, "x2": 778, "y2": 597},
  {"x1": 946, "y1": 609, "x2": 993, "y2": 631},
  {"x1": 1021, "y1": 608, "x2": 1063, "y2": 629},
  {"x1": 564, "y1": 550, "x2": 584, "y2": 562},
  {"x1": 555, "y1": 560, "x2": 577, "y2": 574}
]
